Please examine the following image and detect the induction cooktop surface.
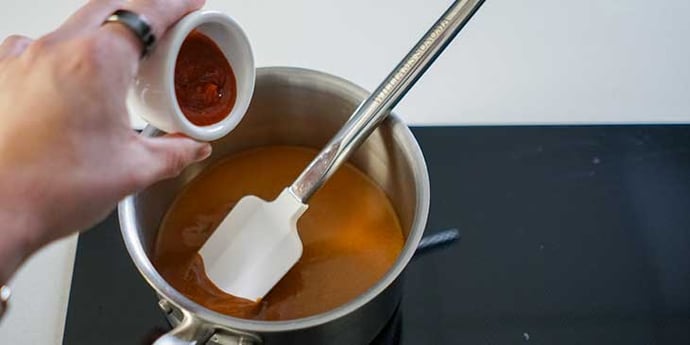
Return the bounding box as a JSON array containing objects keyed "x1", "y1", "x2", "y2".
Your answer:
[{"x1": 64, "y1": 126, "x2": 690, "y2": 344}]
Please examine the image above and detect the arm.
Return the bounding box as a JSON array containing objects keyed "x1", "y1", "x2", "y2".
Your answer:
[{"x1": 0, "y1": 0, "x2": 211, "y2": 285}]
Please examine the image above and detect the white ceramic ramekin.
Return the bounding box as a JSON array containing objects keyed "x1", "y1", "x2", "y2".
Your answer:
[{"x1": 127, "y1": 10, "x2": 255, "y2": 141}]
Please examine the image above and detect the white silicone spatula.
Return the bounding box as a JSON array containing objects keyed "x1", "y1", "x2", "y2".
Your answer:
[{"x1": 199, "y1": 0, "x2": 486, "y2": 302}]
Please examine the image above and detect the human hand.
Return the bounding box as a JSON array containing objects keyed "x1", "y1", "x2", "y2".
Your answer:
[{"x1": 0, "y1": 0, "x2": 210, "y2": 283}]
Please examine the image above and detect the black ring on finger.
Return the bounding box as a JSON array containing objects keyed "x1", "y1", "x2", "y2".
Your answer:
[{"x1": 104, "y1": 9, "x2": 156, "y2": 58}]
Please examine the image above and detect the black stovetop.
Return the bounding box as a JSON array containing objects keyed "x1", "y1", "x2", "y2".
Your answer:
[{"x1": 64, "y1": 126, "x2": 690, "y2": 345}]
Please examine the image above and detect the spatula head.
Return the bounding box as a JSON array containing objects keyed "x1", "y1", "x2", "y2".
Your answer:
[{"x1": 199, "y1": 188, "x2": 308, "y2": 302}]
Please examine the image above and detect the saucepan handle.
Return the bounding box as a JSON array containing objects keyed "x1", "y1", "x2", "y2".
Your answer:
[
  {"x1": 154, "y1": 299, "x2": 261, "y2": 345},
  {"x1": 414, "y1": 228, "x2": 461, "y2": 257},
  {"x1": 153, "y1": 308, "x2": 209, "y2": 345}
]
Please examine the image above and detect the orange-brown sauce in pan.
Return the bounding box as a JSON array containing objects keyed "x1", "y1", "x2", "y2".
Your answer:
[{"x1": 154, "y1": 146, "x2": 404, "y2": 320}]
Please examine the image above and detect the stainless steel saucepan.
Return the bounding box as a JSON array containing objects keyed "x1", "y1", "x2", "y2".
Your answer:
[{"x1": 119, "y1": 66, "x2": 430, "y2": 345}]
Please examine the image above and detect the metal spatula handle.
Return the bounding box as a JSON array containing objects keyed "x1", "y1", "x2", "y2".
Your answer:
[{"x1": 290, "y1": 0, "x2": 486, "y2": 202}]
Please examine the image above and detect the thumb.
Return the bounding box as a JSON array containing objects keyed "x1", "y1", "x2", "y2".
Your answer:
[{"x1": 131, "y1": 134, "x2": 212, "y2": 189}]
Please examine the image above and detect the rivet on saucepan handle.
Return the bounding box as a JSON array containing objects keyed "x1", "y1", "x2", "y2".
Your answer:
[
  {"x1": 152, "y1": 307, "x2": 212, "y2": 345},
  {"x1": 207, "y1": 333, "x2": 258, "y2": 345}
]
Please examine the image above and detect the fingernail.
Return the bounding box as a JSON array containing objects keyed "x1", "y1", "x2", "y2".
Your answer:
[{"x1": 196, "y1": 144, "x2": 212, "y2": 161}]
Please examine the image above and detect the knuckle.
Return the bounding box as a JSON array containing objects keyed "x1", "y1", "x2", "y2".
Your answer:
[
  {"x1": 79, "y1": 36, "x2": 107, "y2": 65},
  {"x1": 26, "y1": 37, "x2": 51, "y2": 55},
  {"x1": 0, "y1": 35, "x2": 32, "y2": 61},
  {"x1": 19, "y1": 37, "x2": 51, "y2": 62},
  {"x1": 67, "y1": 36, "x2": 109, "y2": 74},
  {"x1": 164, "y1": 151, "x2": 188, "y2": 178},
  {"x1": 1, "y1": 35, "x2": 28, "y2": 47}
]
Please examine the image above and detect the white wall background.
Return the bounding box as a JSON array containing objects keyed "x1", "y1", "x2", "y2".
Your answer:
[
  {"x1": 1, "y1": 0, "x2": 689, "y2": 344},
  {"x1": 2, "y1": 0, "x2": 690, "y2": 126}
]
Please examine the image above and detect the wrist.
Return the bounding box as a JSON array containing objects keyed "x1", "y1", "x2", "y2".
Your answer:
[
  {"x1": 0, "y1": 211, "x2": 40, "y2": 285},
  {"x1": 0, "y1": 187, "x2": 43, "y2": 285}
]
